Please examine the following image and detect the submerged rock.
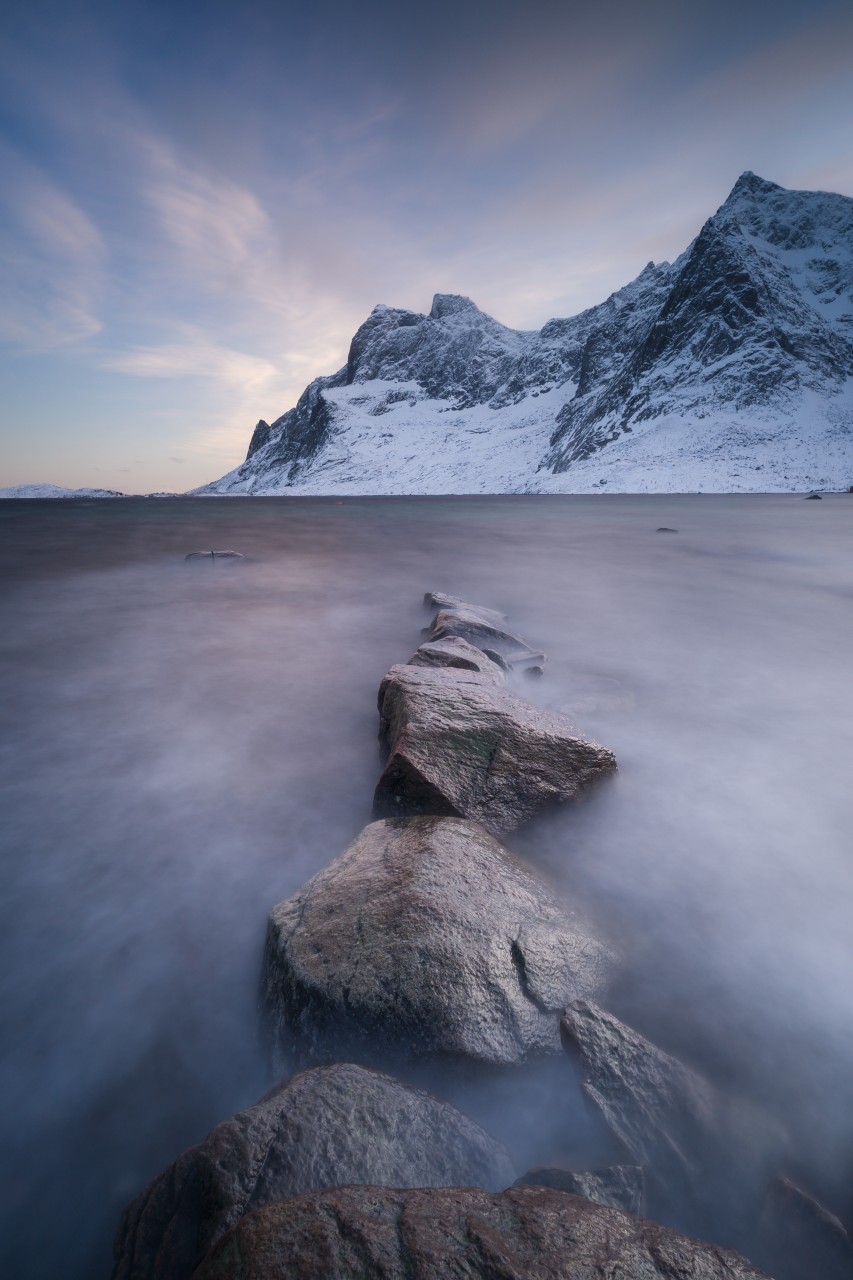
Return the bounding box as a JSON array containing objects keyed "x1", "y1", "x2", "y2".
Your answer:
[
  {"x1": 192, "y1": 1184, "x2": 772, "y2": 1280},
  {"x1": 374, "y1": 664, "x2": 616, "y2": 833},
  {"x1": 184, "y1": 550, "x2": 245, "y2": 562},
  {"x1": 758, "y1": 1176, "x2": 853, "y2": 1280},
  {"x1": 263, "y1": 817, "x2": 613, "y2": 1071},
  {"x1": 408, "y1": 635, "x2": 505, "y2": 682},
  {"x1": 112, "y1": 1062, "x2": 513, "y2": 1280},
  {"x1": 560, "y1": 1000, "x2": 785, "y2": 1236},
  {"x1": 513, "y1": 1163, "x2": 644, "y2": 1214}
]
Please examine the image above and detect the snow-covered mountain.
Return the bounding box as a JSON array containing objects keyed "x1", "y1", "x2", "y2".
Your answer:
[{"x1": 200, "y1": 173, "x2": 853, "y2": 495}]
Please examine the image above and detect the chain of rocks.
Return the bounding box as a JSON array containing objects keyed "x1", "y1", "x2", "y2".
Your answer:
[{"x1": 112, "y1": 594, "x2": 852, "y2": 1280}]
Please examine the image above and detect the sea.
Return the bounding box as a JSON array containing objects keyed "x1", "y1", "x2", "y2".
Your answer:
[{"x1": 1, "y1": 494, "x2": 851, "y2": 1277}]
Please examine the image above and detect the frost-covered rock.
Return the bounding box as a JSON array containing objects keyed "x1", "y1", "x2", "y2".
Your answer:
[
  {"x1": 199, "y1": 174, "x2": 853, "y2": 496},
  {"x1": 191, "y1": 1184, "x2": 772, "y2": 1280},
  {"x1": 262, "y1": 817, "x2": 613, "y2": 1071},
  {"x1": 374, "y1": 664, "x2": 615, "y2": 832},
  {"x1": 112, "y1": 1062, "x2": 513, "y2": 1280}
]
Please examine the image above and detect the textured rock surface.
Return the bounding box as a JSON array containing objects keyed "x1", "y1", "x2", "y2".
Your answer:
[
  {"x1": 407, "y1": 635, "x2": 506, "y2": 682},
  {"x1": 427, "y1": 605, "x2": 542, "y2": 661},
  {"x1": 560, "y1": 1001, "x2": 785, "y2": 1235},
  {"x1": 423, "y1": 591, "x2": 508, "y2": 626},
  {"x1": 374, "y1": 664, "x2": 616, "y2": 832},
  {"x1": 263, "y1": 817, "x2": 613, "y2": 1071},
  {"x1": 758, "y1": 1176, "x2": 853, "y2": 1280},
  {"x1": 112, "y1": 1062, "x2": 513, "y2": 1280},
  {"x1": 513, "y1": 1163, "x2": 644, "y2": 1215},
  {"x1": 200, "y1": 173, "x2": 853, "y2": 496},
  {"x1": 192, "y1": 1184, "x2": 772, "y2": 1280}
]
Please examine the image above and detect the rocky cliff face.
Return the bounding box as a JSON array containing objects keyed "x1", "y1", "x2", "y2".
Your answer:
[{"x1": 200, "y1": 173, "x2": 853, "y2": 494}]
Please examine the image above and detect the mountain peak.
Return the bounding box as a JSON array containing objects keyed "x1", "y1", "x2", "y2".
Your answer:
[
  {"x1": 430, "y1": 294, "x2": 481, "y2": 320},
  {"x1": 725, "y1": 171, "x2": 784, "y2": 203}
]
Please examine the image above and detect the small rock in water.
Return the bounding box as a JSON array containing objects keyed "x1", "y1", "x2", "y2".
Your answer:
[
  {"x1": 112, "y1": 1061, "x2": 514, "y2": 1280},
  {"x1": 184, "y1": 549, "x2": 246, "y2": 562},
  {"x1": 263, "y1": 816, "x2": 614, "y2": 1071},
  {"x1": 804, "y1": 493, "x2": 823, "y2": 500},
  {"x1": 374, "y1": 664, "x2": 616, "y2": 833},
  {"x1": 513, "y1": 1163, "x2": 645, "y2": 1215},
  {"x1": 524, "y1": 664, "x2": 545, "y2": 678},
  {"x1": 191, "y1": 1184, "x2": 772, "y2": 1280},
  {"x1": 428, "y1": 605, "x2": 539, "y2": 660},
  {"x1": 656, "y1": 527, "x2": 678, "y2": 532}
]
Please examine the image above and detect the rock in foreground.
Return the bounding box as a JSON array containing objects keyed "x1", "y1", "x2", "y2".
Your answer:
[
  {"x1": 374, "y1": 665, "x2": 616, "y2": 833},
  {"x1": 192, "y1": 1184, "x2": 772, "y2": 1280},
  {"x1": 263, "y1": 817, "x2": 613, "y2": 1071},
  {"x1": 112, "y1": 1062, "x2": 513, "y2": 1280}
]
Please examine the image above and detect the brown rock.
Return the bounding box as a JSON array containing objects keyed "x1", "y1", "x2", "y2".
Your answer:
[
  {"x1": 191, "y1": 1184, "x2": 772, "y2": 1280},
  {"x1": 112, "y1": 1062, "x2": 513, "y2": 1280}
]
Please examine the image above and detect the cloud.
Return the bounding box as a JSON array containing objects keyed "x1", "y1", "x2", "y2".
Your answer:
[{"x1": 103, "y1": 332, "x2": 279, "y2": 394}]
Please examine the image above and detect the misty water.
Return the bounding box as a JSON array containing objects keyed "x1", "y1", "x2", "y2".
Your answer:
[{"x1": 1, "y1": 494, "x2": 851, "y2": 1278}]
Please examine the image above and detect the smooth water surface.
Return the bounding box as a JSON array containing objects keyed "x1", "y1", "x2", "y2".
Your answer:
[{"x1": 1, "y1": 494, "x2": 851, "y2": 1277}]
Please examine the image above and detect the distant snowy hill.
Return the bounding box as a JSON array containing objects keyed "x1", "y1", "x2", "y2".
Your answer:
[
  {"x1": 0, "y1": 484, "x2": 126, "y2": 499},
  {"x1": 200, "y1": 173, "x2": 853, "y2": 495}
]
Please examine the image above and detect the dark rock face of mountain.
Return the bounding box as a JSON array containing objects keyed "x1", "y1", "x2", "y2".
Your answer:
[{"x1": 202, "y1": 173, "x2": 853, "y2": 494}]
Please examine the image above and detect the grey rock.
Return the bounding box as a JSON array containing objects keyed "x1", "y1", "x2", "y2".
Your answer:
[
  {"x1": 758, "y1": 1176, "x2": 853, "y2": 1280},
  {"x1": 560, "y1": 1000, "x2": 786, "y2": 1235},
  {"x1": 428, "y1": 605, "x2": 542, "y2": 661},
  {"x1": 374, "y1": 664, "x2": 616, "y2": 833},
  {"x1": 263, "y1": 817, "x2": 614, "y2": 1071},
  {"x1": 423, "y1": 592, "x2": 508, "y2": 626},
  {"x1": 513, "y1": 1163, "x2": 644, "y2": 1214},
  {"x1": 184, "y1": 550, "x2": 245, "y2": 562},
  {"x1": 407, "y1": 635, "x2": 505, "y2": 682},
  {"x1": 191, "y1": 1184, "x2": 772, "y2": 1280},
  {"x1": 112, "y1": 1062, "x2": 513, "y2": 1280}
]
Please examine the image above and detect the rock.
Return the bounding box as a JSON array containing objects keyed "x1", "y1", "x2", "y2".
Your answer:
[
  {"x1": 427, "y1": 605, "x2": 541, "y2": 661},
  {"x1": 111, "y1": 1062, "x2": 514, "y2": 1280},
  {"x1": 758, "y1": 1176, "x2": 853, "y2": 1280},
  {"x1": 423, "y1": 592, "x2": 508, "y2": 627},
  {"x1": 263, "y1": 817, "x2": 613, "y2": 1072},
  {"x1": 513, "y1": 1163, "x2": 644, "y2": 1214},
  {"x1": 191, "y1": 1184, "x2": 772, "y2": 1280},
  {"x1": 374, "y1": 665, "x2": 616, "y2": 833},
  {"x1": 805, "y1": 492, "x2": 823, "y2": 499},
  {"x1": 656, "y1": 526, "x2": 678, "y2": 532},
  {"x1": 408, "y1": 636, "x2": 505, "y2": 683},
  {"x1": 560, "y1": 1001, "x2": 784, "y2": 1236},
  {"x1": 524, "y1": 664, "x2": 545, "y2": 678},
  {"x1": 184, "y1": 550, "x2": 245, "y2": 562}
]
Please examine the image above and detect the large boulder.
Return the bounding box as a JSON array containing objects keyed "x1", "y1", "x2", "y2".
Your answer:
[
  {"x1": 192, "y1": 1184, "x2": 772, "y2": 1280},
  {"x1": 513, "y1": 1163, "x2": 644, "y2": 1214},
  {"x1": 423, "y1": 591, "x2": 508, "y2": 627},
  {"x1": 374, "y1": 664, "x2": 616, "y2": 833},
  {"x1": 407, "y1": 635, "x2": 505, "y2": 682},
  {"x1": 112, "y1": 1062, "x2": 514, "y2": 1280},
  {"x1": 263, "y1": 817, "x2": 614, "y2": 1071},
  {"x1": 560, "y1": 1001, "x2": 785, "y2": 1239}
]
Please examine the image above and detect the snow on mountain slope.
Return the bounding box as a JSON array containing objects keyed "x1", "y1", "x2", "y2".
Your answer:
[
  {"x1": 0, "y1": 484, "x2": 127, "y2": 498},
  {"x1": 201, "y1": 174, "x2": 853, "y2": 495}
]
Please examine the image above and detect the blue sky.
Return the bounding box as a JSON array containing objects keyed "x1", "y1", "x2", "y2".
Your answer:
[{"x1": 1, "y1": 0, "x2": 852, "y2": 491}]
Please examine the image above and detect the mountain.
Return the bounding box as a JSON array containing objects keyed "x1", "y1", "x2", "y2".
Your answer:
[{"x1": 200, "y1": 174, "x2": 853, "y2": 495}]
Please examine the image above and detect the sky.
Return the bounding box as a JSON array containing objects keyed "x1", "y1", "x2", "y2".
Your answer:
[{"x1": 1, "y1": 0, "x2": 852, "y2": 492}]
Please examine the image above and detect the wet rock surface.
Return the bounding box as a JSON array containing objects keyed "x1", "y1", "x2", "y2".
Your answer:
[
  {"x1": 758, "y1": 1176, "x2": 853, "y2": 1280},
  {"x1": 374, "y1": 664, "x2": 616, "y2": 833},
  {"x1": 560, "y1": 1000, "x2": 784, "y2": 1237},
  {"x1": 112, "y1": 1062, "x2": 513, "y2": 1280},
  {"x1": 427, "y1": 604, "x2": 542, "y2": 662},
  {"x1": 407, "y1": 635, "x2": 505, "y2": 682},
  {"x1": 423, "y1": 591, "x2": 508, "y2": 626},
  {"x1": 191, "y1": 1184, "x2": 772, "y2": 1280},
  {"x1": 513, "y1": 1163, "x2": 645, "y2": 1214},
  {"x1": 263, "y1": 817, "x2": 613, "y2": 1071}
]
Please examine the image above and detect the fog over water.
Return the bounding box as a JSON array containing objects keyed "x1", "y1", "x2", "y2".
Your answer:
[{"x1": 1, "y1": 494, "x2": 851, "y2": 1277}]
